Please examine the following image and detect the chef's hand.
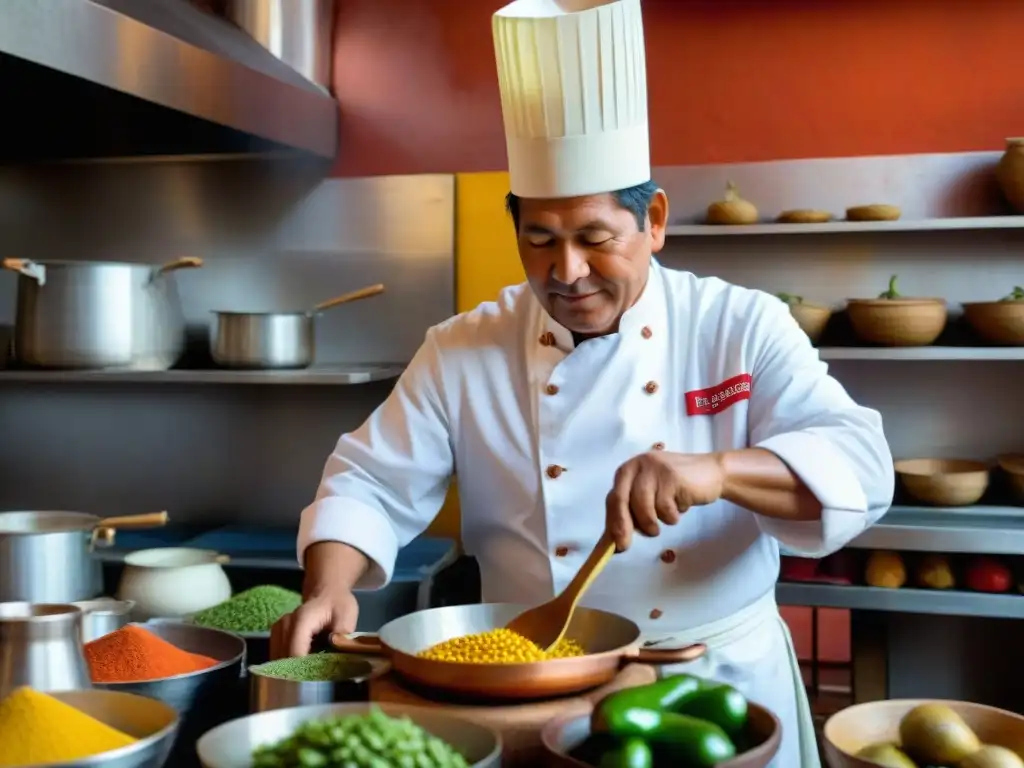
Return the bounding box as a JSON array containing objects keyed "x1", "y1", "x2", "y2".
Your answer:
[
  {"x1": 270, "y1": 541, "x2": 369, "y2": 659},
  {"x1": 271, "y1": 588, "x2": 359, "y2": 659},
  {"x1": 606, "y1": 451, "x2": 726, "y2": 551}
]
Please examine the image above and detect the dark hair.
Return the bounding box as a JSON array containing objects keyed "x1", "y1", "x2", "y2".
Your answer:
[{"x1": 504, "y1": 180, "x2": 660, "y2": 232}]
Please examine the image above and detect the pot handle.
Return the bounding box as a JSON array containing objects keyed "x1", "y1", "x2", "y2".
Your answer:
[
  {"x1": 631, "y1": 642, "x2": 707, "y2": 665},
  {"x1": 153, "y1": 256, "x2": 204, "y2": 280},
  {"x1": 1, "y1": 258, "x2": 46, "y2": 286},
  {"x1": 89, "y1": 527, "x2": 117, "y2": 550},
  {"x1": 330, "y1": 632, "x2": 387, "y2": 656},
  {"x1": 95, "y1": 511, "x2": 169, "y2": 529},
  {"x1": 311, "y1": 284, "x2": 385, "y2": 314}
]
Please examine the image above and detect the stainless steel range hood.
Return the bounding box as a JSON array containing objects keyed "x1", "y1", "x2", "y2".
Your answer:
[{"x1": 0, "y1": 0, "x2": 338, "y2": 162}]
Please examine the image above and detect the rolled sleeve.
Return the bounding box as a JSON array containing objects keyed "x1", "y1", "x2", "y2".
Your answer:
[
  {"x1": 747, "y1": 296, "x2": 895, "y2": 557},
  {"x1": 296, "y1": 329, "x2": 456, "y2": 588}
]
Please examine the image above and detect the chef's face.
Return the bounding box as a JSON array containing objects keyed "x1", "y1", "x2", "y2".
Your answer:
[{"x1": 513, "y1": 188, "x2": 669, "y2": 338}]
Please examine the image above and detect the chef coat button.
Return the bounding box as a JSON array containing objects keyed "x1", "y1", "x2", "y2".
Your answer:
[
  {"x1": 649, "y1": 608, "x2": 663, "y2": 620},
  {"x1": 545, "y1": 383, "x2": 560, "y2": 396},
  {"x1": 644, "y1": 381, "x2": 659, "y2": 395},
  {"x1": 660, "y1": 550, "x2": 677, "y2": 564},
  {"x1": 651, "y1": 442, "x2": 665, "y2": 451},
  {"x1": 539, "y1": 331, "x2": 556, "y2": 347},
  {"x1": 641, "y1": 326, "x2": 653, "y2": 339},
  {"x1": 554, "y1": 546, "x2": 569, "y2": 557},
  {"x1": 546, "y1": 464, "x2": 565, "y2": 479}
]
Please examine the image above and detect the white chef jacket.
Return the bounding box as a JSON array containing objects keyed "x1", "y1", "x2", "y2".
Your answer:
[{"x1": 299, "y1": 259, "x2": 894, "y2": 765}]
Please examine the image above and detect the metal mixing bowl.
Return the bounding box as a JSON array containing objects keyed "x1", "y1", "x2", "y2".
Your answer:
[
  {"x1": 197, "y1": 702, "x2": 502, "y2": 768},
  {"x1": 93, "y1": 621, "x2": 247, "y2": 764},
  {"x1": 44, "y1": 689, "x2": 178, "y2": 768},
  {"x1": 248, "y1": 653, "x2": 390, "y2": 712}
]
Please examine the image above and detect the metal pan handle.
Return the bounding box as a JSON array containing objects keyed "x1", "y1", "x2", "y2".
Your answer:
[
  {"x1": 632, "y1": 642, "x2": 707, "y2": 665},
  {"x1": 1, "y1": 258, "x2": 46, "y2": 286},
  {"x1": 330, "y1": 632, "x2": 387, "y2": 655}
]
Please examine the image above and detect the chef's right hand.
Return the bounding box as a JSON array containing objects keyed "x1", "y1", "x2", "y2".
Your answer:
[
  {"x1": 270, "y1": 541, "x2": 369, "y2": 659},
  {"x1": 271, "y1": 588, "x2": 360, "y2": 660}
]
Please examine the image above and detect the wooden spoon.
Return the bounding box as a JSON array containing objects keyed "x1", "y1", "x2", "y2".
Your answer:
[{"x1": 504, "y1": 530, "x2": 617, "y2": 652}]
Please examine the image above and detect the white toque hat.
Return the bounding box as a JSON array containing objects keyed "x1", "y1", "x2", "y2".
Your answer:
[{"x1": 492, "y1": 0, "x2": 650, "y2": 199}]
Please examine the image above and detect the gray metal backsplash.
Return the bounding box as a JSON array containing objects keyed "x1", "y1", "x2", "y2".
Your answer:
[
  {"x1": 0, "y1": 159, "x2": 455, "y2": 364},
  {"x1": 0, "y1": 159, "x2": 455, "y2": 526}
]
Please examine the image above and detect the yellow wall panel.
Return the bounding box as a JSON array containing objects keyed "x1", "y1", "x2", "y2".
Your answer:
[{"x1": 425, "y1": 172, "x2": 522, "y2": 542}]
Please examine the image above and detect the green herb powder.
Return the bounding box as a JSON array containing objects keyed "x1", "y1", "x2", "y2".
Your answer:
[
  {"x1": 252, "y1": 653, "x2": 366, "y2": 683},
  {"x1": 192, "y1": 585, "x2": 301, "y2": 633}
]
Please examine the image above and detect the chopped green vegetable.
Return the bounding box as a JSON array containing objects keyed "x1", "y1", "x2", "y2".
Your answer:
[
  {"x1": 776, "y1": 292, "x2": 804, "y2": 305},
  {"x1": 251, "y1": 653, "x2": 368, "y2": 683},
  {"x1": 1001, "y1": 286, "x2": 1024, "y2": 301},
  {"x1": 192, "y1": 585, "x2": 301, "y2": 633},
  {"x1": 878, "y1": 274, "x2": 901, "y2": 299},
  {"x1": 252, "y1": 707, "x2": 470, "y2": 768}
]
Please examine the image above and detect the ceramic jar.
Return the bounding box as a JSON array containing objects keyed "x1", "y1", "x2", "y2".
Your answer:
[
  {"x1": 996, "y1": 138, "x2": 1024, "y2": 213},
  {"x1": 116, "y1": 548, "x2": 232, "y2": 621}
]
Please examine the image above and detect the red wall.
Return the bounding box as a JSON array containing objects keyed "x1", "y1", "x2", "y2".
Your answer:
[{"x1": 331, "y1": 0, "x2": 1024, "y2": 178}]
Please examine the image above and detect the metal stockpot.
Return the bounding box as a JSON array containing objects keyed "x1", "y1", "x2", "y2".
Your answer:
[
  {"x1": 210, "y1": 283, "x2": 384, "y2": 369},
  {"x1": 2, "y1": 256, "x2": 203, "y2": 370},
  {"x1": 0, "y1": 510, "x2": 169, "y2": 604},
  {"x1": 0, "y1": 602, "x2": 92, "y2": 697}
]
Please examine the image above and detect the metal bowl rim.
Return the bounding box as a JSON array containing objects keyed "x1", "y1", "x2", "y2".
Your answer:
[
  {"x1": 248, "y1": 654, "x2": 387, "y2": 683},
  {"x1": 196, "y1": 701, "x2": 502, "y2": 767},
  {"x1": 93, "y1": 621, "x2": 246, "y2": 685},
  {"x1": 0, "y1": 602, "x2": 84, "y2": 623},
  {"x1": 47, "y1": 689, "x2": 180, "y2": 767},
  {"x1": 0, "y1": 510, "x2": 101, "y2": 534}
]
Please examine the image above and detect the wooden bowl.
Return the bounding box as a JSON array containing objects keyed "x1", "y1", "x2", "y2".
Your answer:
[
  {"x1": 894, "y1": 458, "x2": 989, "y2": 507},
  {"x1": 541, "y1": 703, "x2": 782, "y2": 768},
  {"x1": 788, "y1": 303, "x2": 832, "y2": 344},
  {"x1": 846, "y1": 204, "x2": 901, "y2": 222},
  {"x1": 963, "y1": 301, "x2": 1024, "y2": 345},
  {"x1": 777, "y1": 209, "x2": 833, "y2": 224},
  {"x1": 996, "y1": 453, "x2": 1024, "y2": 503},
  {"x1": 824, "y1": 699, "x2": 1024, "y2": 768},
  {"x1": 845, "y1": 298, "x2": 947, "y2": 346}
]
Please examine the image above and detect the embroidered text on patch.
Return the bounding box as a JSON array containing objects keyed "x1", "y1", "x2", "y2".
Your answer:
[{"x1": 685, "y1": 373, "x2": 753, "y2": 416}]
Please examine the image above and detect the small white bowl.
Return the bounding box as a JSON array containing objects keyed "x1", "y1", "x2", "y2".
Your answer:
[{"x1": 116, "y1": 547, "x2": 232, "y2": 621}]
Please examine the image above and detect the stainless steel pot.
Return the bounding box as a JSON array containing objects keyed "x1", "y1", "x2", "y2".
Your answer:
[
  {"x1": 0, "y1": 510, "x2": 169, "y2": 604},
  {"x1": 248, "y1": 654, "x2": 389, "y2": 713},
  {"x1": 2, "y1": 256, "x2": 203, "y2": 370},
  {"x1": 0, "y1": 602, "x2": 92, "y2": 697},
  {"x1": 73, "y1": 598, "x2": 136, "y2": 642},
  {"x1": 210, "y1": 283, "x2": 385, "y2": 369}
]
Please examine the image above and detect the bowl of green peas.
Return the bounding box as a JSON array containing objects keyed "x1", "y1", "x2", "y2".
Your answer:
[{"x1": 196, "y1": 702, "x2": 501, "y2": 768}]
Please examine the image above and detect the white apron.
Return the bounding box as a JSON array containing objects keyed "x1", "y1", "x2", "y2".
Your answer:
[{"x1": 644, "y1": 590, "x2": 819, "y2": 768}]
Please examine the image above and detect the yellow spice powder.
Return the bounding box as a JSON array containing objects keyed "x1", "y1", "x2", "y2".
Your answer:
[
  {"x1": 0, "y1": 687, "x2": 137, "y2": 766},
  {"x1": 418, "y1": 628, "x2": 586, "y2": 663}
]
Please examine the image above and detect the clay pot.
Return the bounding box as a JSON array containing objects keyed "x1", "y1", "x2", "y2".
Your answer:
[{"x1": 995, "y1": 138, "x2": 1024, "y2": 213}]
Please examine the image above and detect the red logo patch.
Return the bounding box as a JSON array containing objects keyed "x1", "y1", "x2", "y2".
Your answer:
[{"x1": 685, "y1": 373, "x2": 752, "y2": 416}]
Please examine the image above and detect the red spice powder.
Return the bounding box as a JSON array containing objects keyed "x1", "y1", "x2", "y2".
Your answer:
[{"x1": 85, "y1": 625, "x2": 218, "y2": 683}]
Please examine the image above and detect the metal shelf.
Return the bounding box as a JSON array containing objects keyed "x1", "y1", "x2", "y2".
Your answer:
[
  {"x1": 848, "y1": 505, "x2": 1024, "y2": 555},
  {"x1": 0, "y1": 365, "x2": 405, "y2": 385},
  {"x1": 666, "y1": 216, "x2": 1024, "y2": 237},
  {"x1": 776, "y1": 583, "x2": 1024, "y2": 620},
  {"x1": 818, "y1": 347, "x2": 1024, "y2": 361}
]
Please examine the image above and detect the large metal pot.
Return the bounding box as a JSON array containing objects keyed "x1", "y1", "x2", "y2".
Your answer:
[
  {"x1": 210, "y1": 283, "x2": 384, "y2": 369},
  {"x1": 0, "y1": 602, "x2": 92, "y2": 697},
  {"x1": 0, "y1": 510, "x2": 169, "y2": 604},
  {"x1": 330, "y1": 603, "x2": 706, "y2": 701},
  {"x1": 2, "y1": 256, "x2": 203, "y2": 370}
]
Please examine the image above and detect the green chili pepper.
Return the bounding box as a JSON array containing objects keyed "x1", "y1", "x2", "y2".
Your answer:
[
  {"x1": 674, "y1": 682, "x2": 749, "y2": 738},
  {"x1": 597, "y1": 737, "x2": 653, "y2": 768},
  {"x1": 592, "y1": 674, "x2": 703, "y2": 732},
  {"x1": 602, "y1": 708, "x2": 736, "y2": 768}
]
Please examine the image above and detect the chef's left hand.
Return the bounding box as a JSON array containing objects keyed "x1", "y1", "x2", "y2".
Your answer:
[{"x1": 606, "y1": 451, "x2": 726, "y2": 551}]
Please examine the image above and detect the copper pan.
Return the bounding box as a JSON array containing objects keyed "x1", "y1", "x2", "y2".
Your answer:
[{"x1": 331, "y1": 603, "x2": 705, "y2": 701}]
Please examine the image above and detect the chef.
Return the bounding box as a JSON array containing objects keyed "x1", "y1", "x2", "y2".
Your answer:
[{"x1": 273, "y1": 0, "x2": 894, "y2": 765}]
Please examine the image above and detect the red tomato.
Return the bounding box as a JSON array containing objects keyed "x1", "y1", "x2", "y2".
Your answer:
[{"x1": 965, "y1": 557, "x2": 1013, "y2": 593}]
